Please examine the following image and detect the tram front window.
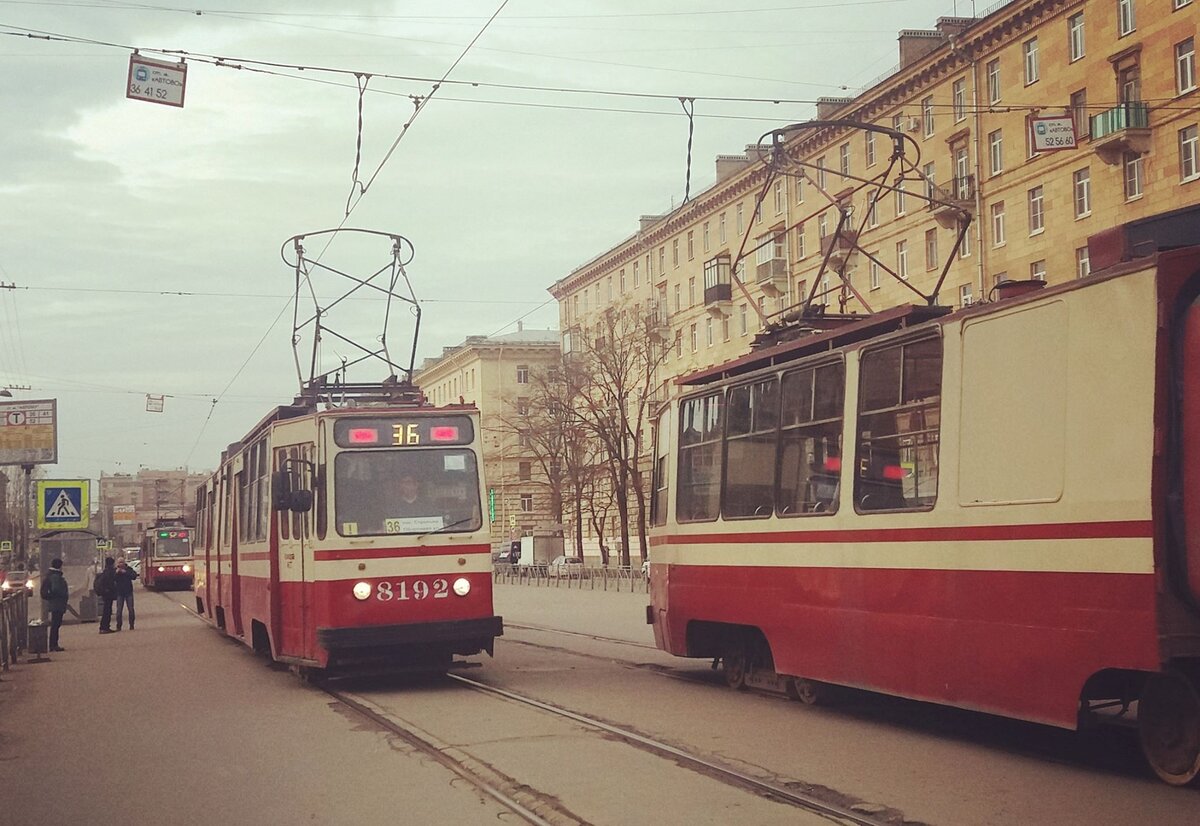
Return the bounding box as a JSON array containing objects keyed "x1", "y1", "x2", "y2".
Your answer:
[
  {"x1": 155, "y1": 535, "x2": 192, "y2": 558},
  {"x1": 335, "y1": 449, "x2": 483, "y2": 536}
]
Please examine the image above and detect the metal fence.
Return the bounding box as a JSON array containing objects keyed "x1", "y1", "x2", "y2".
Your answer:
[
  {"x1": 0, "y1": 589, "x2": 30, "y2": 676},
  {"x1": 493, "y1": 564, "x2": 649, "y2": 594}
]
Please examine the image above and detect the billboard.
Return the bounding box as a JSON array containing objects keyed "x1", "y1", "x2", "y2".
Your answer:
[
  {"x1": 112, "y1": 504, "x2": 137, "y2": 526},
  {"x1": 0, "y1": 399, "x2": 58, "y2": 465}
]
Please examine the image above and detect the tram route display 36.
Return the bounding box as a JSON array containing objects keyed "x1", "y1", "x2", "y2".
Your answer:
[{"x1": 646, "y1": 213, "x2": 1200, "y2": 787}]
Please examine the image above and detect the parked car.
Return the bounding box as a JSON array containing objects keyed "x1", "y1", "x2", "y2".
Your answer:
[
  {"x1": 1, "y1": 568, "x2": 33, "y2": 594},
  {"x1": 547, "y1": 555, "x2": 585, "y2": 578}
]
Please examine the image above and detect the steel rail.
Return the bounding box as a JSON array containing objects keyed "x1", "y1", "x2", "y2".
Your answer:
[
  {"x1": 449, "y1": 673, "x2": 895, "y2": 826},
  {"x1": 504, "y1": 621, "x2": 659, "y2": 650}
]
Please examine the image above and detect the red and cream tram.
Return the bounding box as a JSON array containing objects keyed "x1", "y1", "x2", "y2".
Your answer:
[
  {"x1": 192, "y1": 394, "x2": 502, "y2": 676},
  {"x1": 647, "y1": 222, "x2": 1200, "y2": 785},
  {"x1": 139, "y1": 525, "x2": 194, "y2": 590}
]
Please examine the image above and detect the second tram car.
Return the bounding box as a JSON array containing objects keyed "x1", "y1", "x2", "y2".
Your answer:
[
  {"x1": 647, "y1": 226, "x2": 1200, "y2": 785},
  {"x1": 139, "y1": 525, "x2": 194, "y2": 590},
  {"x1": 192, "y1": 396, "x2": 502, "y2": 676}
]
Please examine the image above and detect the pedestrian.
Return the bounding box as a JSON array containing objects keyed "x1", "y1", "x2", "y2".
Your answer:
[
  {"x1": 41, "y1": 557, "x2": 70, "y2": 652},
  {"x1": 113, "y1": 556, "x2": 138, "y2": 631},
  {"x1": 94, "y1": 556, "x2": 117, "y2": 634}
]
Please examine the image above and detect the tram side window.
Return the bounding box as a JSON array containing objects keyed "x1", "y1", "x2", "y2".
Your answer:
[
  {"x1": 723, "y1": 378, "x2": 779, "y2": 518},
  {"x1": 778, "y1": 361, "x2": 845, "y2": 516},
  {"x1": 650, "y1": 408, "x2": 670, "y2": 527},
  {"x1": 676, "y1": 392, "x2": 724, "y2": 522},
  {"x1": 855, "y1": 336, "x2": 942, "y2": 512}
]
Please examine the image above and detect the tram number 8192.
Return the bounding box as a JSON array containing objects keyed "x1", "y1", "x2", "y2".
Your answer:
[{"x1": 376, "y1": 579, "x2": 451, "y2": 601}]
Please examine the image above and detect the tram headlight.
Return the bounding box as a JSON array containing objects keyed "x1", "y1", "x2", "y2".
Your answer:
[
  {"x1": 182, "y1": 564, "x2": 192, "y2": 573},
  {"x1": 352, "y1": 581, "x2": 372, "y2": 601},
  {"x1": 452, "y1": 577, "x2": 471, "y2": 597},
  {"x1": 157, "y1": 566, "x2": 165, "y2": 573}
]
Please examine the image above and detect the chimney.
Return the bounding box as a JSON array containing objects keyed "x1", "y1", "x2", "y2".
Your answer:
[
  {"x1": 714, "y1": 154, "x2": 752, "y2": 182},
  {"x1": 898, "y1": 29, "x2": 945, "y2": 69},
  {"x1": 744, "y1": 144, "x2": 771, "y2": 162},
  {"x1": 516, "y1": 320, "x2": 523, "y2": 333},
  {"x1": 639, "y1": 214, "x2": 664, "y2": 231},
  {"x1": 936, "y1": 16, "x2": 975, "y2": 37},
  {"x1": 816, "y1": 97, "x2": 854, "y2": 119}
]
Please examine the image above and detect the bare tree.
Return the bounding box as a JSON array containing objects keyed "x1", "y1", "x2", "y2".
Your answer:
[{"x1": 569, "y1": 298, "x2": 671, "y2": 567}]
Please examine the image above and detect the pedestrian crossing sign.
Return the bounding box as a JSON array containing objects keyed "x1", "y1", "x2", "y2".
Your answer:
[{"x1": 36, "y1": 480, "x2": 90, "y2": 530}]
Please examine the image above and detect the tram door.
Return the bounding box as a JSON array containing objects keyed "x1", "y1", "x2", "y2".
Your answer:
[
  {"x1": 1178, "y1": 289, "x2": 1200, "y2": 603},
  {"x1": 273, "y1": 444, "x2": 315, "y2": 660}
]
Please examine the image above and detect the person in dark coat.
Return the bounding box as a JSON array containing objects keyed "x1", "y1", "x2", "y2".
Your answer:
[
  {"x1": 113, "y1": 556, "x2": 138, "y2": 631},
  {"x1": 95, "y1": 556, "x2": 117, "y2": 634},
  {"x1": 42, "y1": 558, "x2": 70, "y2": 651}
]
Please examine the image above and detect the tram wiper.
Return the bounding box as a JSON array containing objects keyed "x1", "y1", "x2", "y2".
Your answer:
[{"x1": 419, "y1": 517, "x2": 474, "y2": 539}]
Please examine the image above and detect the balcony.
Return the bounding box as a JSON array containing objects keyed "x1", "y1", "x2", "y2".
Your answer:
[
  {"x1": 1090, "y1": 102, "x2": 1151, "y2": 165},
  {"x1": 926, "y1": 175, "x2": 975, "y2": 229},
  {"x1": 755, "y1": 256, "x2": 788, "y2": 297},
  {"x1": 704, "y1": 256, "x2": 732, "y2": 316},
  {"x1": 819, "y1": 230, "x2": 859, "y2": 267}
]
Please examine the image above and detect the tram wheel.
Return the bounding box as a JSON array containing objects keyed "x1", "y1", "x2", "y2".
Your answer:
[
  {"x1": 722, "y1": 639, "x2": 750, "y2": 690},
  {"x1": 786, "y1": 678, "x2": 826, "y2": 706},
  {"x1": 1138, "y1": 670, "x2": 1200, "y2": 786}
]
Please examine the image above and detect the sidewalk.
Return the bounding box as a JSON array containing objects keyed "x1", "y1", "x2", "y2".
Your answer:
[{"x1": 0, "y1": 591, "x2": 513, "y2": 825}]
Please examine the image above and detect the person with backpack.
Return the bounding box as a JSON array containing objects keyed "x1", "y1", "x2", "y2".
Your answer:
[
  {"x1": 93, "y1": 556, "x2": 117, "y2": 634},
  {"x1": 112, "y1": 556, "x2": 138, "y2": 631},
  {"x1": 41, "y1": 557, "x2": 70, "y2": 652}
]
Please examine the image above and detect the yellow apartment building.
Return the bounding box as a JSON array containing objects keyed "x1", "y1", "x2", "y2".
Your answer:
[
  {"x1": 415, "y1": 325, "x2": 562, "y2": 554},
  {"x1": 549, "y1": 0, "x2": 1198, "y2": 546}
]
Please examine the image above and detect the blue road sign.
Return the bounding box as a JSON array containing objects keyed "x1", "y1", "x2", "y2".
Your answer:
[{"x1": 36, "y1": 480, "x2": 89, "y2": 530}]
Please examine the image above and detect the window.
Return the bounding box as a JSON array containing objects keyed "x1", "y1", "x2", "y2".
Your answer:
[
  {"x1": 687, "y1": 231, "x2": 694, "y2": 261},
  {"x1": 520, "y1": 493, "x2": 533, "y2": 513},
  {"x1": 952, "y1": 78, "x2": 966, "y2": 122},
  {"x1": 991, "y1": 201, "x2": 1006, "y2": 246},
  {"x1": 677, "y1": 393, "x2": 723, "y2": 522},
  {"x1": 870, "y1": 257, "x2": 881, "y2": 289},
  {"x1": 723, "y1": 378, "x2": 780, "y2": 519},
  {"x1": 516, "y1": 364, "x2": 529, "y2": 384},
  {"x1": 673, "y1": 284, "x2": 681, "y2": 314},
  {"x1": 690, "y1": 323, "x2": 697, "y2": 352},
  {"x1": 633, "y1": 260, "x2": 640, "y2": 288},
  {"x1": 795, "y1": 223, "x2": 806, "y2": 258},
  {"x1": 722, "y1": 316, "x2": 730, "y2": 342},
  {"x1": 719, "y1": 212, "x2": 727, "y2": 245},
  {"x1": 774, "y1": 180, "x2": 786, "y2": 214},
  {"x1": 1076, "y1": 246, "x2": 1091, "y2": 278},
  {"x1": 923, "y1": 162, "x2": 936, "y2": 200},
  {"x1": 1068, "y1": 13, "x2": 1085, "y2": 62},
  {"x1": 1027, "y1": 186, "x2": 1044, "y2": 234},
  {"x1": 1177, "y1": 0, "x2": 1194, "y2": 9},
  {"x1": 672, "y1": 239, "x2": 680, "y2": 267},
  {"x1": 739, "y1": 304, "x2": 748, "y2": 336},
  {"x1": 1124, "y1": 151, "x2": 1144, "y2": 198},
  {"x1": 1073, "y1": 168, "x2": 1091, "y2": 217},
  {"x1": 777, "y1": 362, "x2": 845, "y2": 517},
  {"x1": 658, "y1": 246, "x2": 665, "y2": 274},
  {"x1": 960, "y1": 283, "x2": 974, "y2": 307},
  {"x1": 688, "y1": 276, "x2": 696, "y2": 307},
  {"x1": 989, "y1": 129, "x2": 1003, "y2": 175},
  {"x1": 795, "y1": 175, "x2": 804, "y2": 203},
  {"x1": 706, "y1": 316, "x2": 713, "y2": 347},
  {"x1": 896, "y1": 239, "x2": 909, "y2": 280},
  {"x1": 1179, "y1": 39, "x2": 1197, "y2": 95},
  {"x1": 1024, "y1": 38, "x2": 1039, "y2": 84},
  {"x1": 518, "y1": 461, "x2": 531, "y2": 482},
  {"x1": 894, "y1": 179, "x2": 906, "y2": 215},
  {"x1": 736, "y1": 204, "x2": 744, "y2": 235},
  {"x1": 840, "y1": 142, "x2": 851, "y2": 178},
  {"x1": 816, "y1": 157, "x2": 827, "y2": 189},
  {"x1": 516, "y1": 397, "x2": 530, "y2": 416},
  {"x1": 675, "y1": 330, "x2": 683, "y2": 358},
  {"x1": 1118, "y1": 0, "x2": 1135, "y2": 37},
  {"x1": 606, "y1": 276, "x2": 613, "y2": 301},
  {"x1": 959, "y1": 222, "x2": 972, "y2": 259},
  {"x1": 865, "y1": 130, "x2": 876, "y2": 167},
  {"x1": 1182, "y1": 125, "x2": 1200, "y2": 181},
  {"x1": 922, "y1": 96, "x2": 935, "y2": 137},
  {"x1": 619, "y1": 269, "x2": 626, "y2": 294},
  {"x1": 855, "y1": 336, "x2": 942, "y2": 512},
  {"x1": 1030, "y1": 260, "x2": 1047, "y2": 281},
  {"x1": 1070, "y1": 89, "x2": 1089, "y2": 140},
  {"x1": 866, "y1": 194, "x2": 879, "y2": 229},
  {"x1": 817, "y1": 211, "x2": 829, "y2": 240},
  {"x1": 987, "y1": 59, "x2": 1001, "y2": 104},
  {"x1": 651, "y1": 408, "x2": 671, "y2": 527}
]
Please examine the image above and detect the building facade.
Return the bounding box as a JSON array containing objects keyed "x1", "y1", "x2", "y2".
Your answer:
[
  {"x1": 414, "y1": 326, "x2": 562, "y2": 553},
  {"x1": 549, "y1": 0, "x2": 1198, "y2": 548}
]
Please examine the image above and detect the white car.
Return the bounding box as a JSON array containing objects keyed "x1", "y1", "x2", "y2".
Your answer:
[
  {"x1": 547, "y1": 555, "x2": 585, "y2": 578},
  {"x1": 1, "y1": 569, "x2": 33, "y2": 594}
]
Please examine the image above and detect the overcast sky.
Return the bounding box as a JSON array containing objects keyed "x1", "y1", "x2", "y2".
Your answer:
[{"x1": 0, "y1": 0, "x2": 963, "y2": 483}]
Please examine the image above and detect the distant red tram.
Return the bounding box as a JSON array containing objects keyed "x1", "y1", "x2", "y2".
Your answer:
[
  {"x1": 192, "y1": 395, "x2": 502, "y2": 676},
  {"x1": 139, "y1": 526, "x2": 194, "y2": 590},
  {"x1": 648, "y1": 228, "x2": 1200, "y2": 785}
]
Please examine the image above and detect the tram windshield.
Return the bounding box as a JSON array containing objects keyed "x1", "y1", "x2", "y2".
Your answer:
[
  {"x1": 334, "y1": 449, "x2": 483, "y2": 537},
  {"x1": 153, "y1": 532, "x2": 192, "y2": 559}
]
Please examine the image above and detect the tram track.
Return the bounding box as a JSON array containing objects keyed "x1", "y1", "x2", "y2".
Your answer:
[{"x1": 323, "y1": 671, "x2": 904, "y2": 826}]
